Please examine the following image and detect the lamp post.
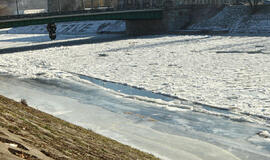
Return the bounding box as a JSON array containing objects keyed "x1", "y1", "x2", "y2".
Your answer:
[
  {"x1": 82, "y1": 0, "x2": 86, "y2": 10},
  {"x1": 57, "y1": 0, "x2": 61, "y2": 12},
  {"x1": 15, "y1": 0, "x2": 19, "y2": 15}
]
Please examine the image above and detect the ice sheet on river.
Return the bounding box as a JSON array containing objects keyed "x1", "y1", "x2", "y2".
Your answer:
[
  {"x1": 0, "y1": 76, "x2": 270, "y2": 160},
  {"x1": 0, "y1": 33, "x2": 270, "y2": 126}
]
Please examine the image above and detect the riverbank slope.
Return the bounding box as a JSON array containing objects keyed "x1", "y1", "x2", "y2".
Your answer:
[{"x1": 0, "y1": 95, "x2": 158, "y2": 160}]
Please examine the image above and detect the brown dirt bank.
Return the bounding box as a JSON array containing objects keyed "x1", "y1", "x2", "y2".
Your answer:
[{"x1": 0, "y1": 95, "x2": 159, "y2": 160}]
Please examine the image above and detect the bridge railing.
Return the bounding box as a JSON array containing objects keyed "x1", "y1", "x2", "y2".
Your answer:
[{"x1": 0, "y1": 0, "x2": 238, "y2": 17}]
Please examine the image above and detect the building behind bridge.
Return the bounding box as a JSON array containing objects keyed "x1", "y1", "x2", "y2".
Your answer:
[
  {"x1": 0, "y1": 0, "x2": 16, "y2": 16},
  {"x1": 47, "y1": 0, "x2": 84, "y2": 12},
  {"x1": 47, "y1": 0, "x2": 243, "y2": 12},
  {"x1": 0, "y1": 0, "x2": 262, "y2": 16}
]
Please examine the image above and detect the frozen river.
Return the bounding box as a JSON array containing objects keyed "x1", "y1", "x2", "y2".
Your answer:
[
  {"x1": 0, "y1": 32, "x2": 270, "y2": 126},
  {"x1": 0, "y1": 74, "x2": 270, "y2": 160},
  {"x1": 0, "y1": 30, "x2": 270, "y2": 159}
]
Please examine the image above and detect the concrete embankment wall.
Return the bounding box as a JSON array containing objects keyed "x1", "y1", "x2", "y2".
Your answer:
[
  {"x1": 189, "y1": 5, "x2": 251, "y2": 31},
  {"x1": 231, "y1": 5, "x2": 270, "y2": 33},
  {"x1": 189, "y1": 5, "x2": 270, "y2": 34}
]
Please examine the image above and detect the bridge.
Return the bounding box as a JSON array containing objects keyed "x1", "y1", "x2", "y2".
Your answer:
[
  {"x1": 0, "y1": 0, "x2": 228, "y2": 36},
  {"x1": 0, "y1": 9, "x2": 163, "y2": 29}
]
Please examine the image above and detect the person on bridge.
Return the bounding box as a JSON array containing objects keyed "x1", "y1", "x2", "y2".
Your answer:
[{"x1": 47, "y1": 23, "x2": 57, "y2": 40}]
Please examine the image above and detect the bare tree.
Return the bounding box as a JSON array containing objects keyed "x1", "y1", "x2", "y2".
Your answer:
[{"x1": 247, "y1": 0, "x2": 261, "y2": 8}]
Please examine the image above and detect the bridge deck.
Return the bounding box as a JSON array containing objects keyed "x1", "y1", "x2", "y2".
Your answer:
[{"x1": 0, "y1": 9, "x2": 163, "y2": 29}]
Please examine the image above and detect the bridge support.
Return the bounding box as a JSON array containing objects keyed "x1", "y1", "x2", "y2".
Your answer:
[
  {"x1": 126, "y1": 9, "x2": 192, "y2": 35},
  {"x1": 126, "y1": 19, "x2": 166, "y2": 35},
  {"x1": 126, "y1": 9, "x2": 191, "y2": 35}
]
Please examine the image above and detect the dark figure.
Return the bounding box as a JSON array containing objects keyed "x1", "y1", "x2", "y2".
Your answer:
[{"x1": 47, "y1": 23, "x2": 57, "y2": 40}]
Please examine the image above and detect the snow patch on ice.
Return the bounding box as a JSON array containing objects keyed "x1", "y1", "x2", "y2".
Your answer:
[{"x1": 257, "y1": 130, "x2": 270, "y2": 138}]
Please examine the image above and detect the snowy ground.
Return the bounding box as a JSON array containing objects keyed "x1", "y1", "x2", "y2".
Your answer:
[{"x1": 0, "y1": 31, "x2": 270, "y2": 126}]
